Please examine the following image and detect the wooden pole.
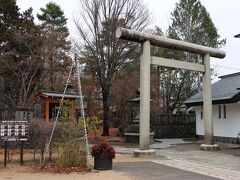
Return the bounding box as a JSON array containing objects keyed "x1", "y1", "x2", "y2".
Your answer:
[
  {"x1": 45, "y1": 98, "x2": 49, "y2": 122},
  {"x1": 4, "y1": 141, "x2": 7, "y2": 166},
  {"x1": 20, "y1": 141, "x2": 24, "y2": 165}
]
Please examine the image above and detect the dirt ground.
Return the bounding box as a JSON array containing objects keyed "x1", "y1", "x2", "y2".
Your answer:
[
  {"x1": 1, "y1": 139, "x2": 240, "y2": 180},
  {"x1": 0, "y1": 166, "x2": 133, "y2": 180},
  {"x1": 0, "y1": 154, "x2": 144, "y2": 180}
]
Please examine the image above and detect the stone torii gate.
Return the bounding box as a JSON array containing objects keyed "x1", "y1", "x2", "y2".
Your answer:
[{"x1": 116, "y1": 28, "x2": 226, "y2": 156}]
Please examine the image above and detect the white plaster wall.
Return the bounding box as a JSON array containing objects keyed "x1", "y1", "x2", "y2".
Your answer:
[
  {"x1": 195, "y1": 103, "x2": 240, "y2": 138},
  {"x1": 195, "y1": 106, "x2": 204, "y2": 135}
]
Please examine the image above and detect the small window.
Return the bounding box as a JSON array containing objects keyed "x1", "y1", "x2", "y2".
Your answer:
[
  {"x1": 218, "y1": 105, "x2": 221, "y2": 119},
  {"x1": 223, "y1": 105, "x2": 227, "y2": 118}
]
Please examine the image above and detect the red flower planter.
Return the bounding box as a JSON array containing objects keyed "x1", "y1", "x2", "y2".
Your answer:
[
  {"x1": 92, "y1": 142, "x2": 115, "y2": 170},
  {"x1": 94, "y1": 156, "x2": 112, "y2": 170}
]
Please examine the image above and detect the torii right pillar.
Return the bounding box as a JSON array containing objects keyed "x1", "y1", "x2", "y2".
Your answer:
[{"x1": 201, "y1": 54, "x2": 219, "y2": 150}]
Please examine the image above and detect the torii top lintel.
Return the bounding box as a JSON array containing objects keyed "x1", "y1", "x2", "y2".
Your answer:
[{"x1": 116, "y1": 28, "x2": 226, "y2": 59}]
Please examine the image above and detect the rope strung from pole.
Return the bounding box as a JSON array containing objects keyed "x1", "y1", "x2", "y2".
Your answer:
[
  {"x1": 41, "y1": 63, "x2": 74, "y2": 168},
  {"x1": 75, "y1": 56, "x2": 91, "y2": 169}
]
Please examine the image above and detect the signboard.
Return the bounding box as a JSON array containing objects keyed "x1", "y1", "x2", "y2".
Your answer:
[{"x1": 0, "y1": 121, "x2": 28, "y2": 141}]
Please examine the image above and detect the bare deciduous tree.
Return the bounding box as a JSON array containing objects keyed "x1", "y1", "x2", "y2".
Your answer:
[{"x1": 75, "y1": 0, "x2": 149, "y2": 135}]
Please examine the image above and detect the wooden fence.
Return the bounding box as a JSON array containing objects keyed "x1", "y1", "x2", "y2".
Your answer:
[
  {"x1": 151, "y1": 114, "x2": 195, "y2": 126},
  {"x1": 151, "y1": 114, "x2": 196, "y2": 139}
]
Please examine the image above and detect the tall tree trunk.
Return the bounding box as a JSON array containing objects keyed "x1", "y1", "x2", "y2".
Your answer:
[{"x1": 102, "y1": 88, "x2": 110, "y2": 136}]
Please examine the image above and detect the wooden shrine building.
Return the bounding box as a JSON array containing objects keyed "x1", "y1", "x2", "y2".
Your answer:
[{"x1": 34, "y1": 90, "x2": 80, "y2": 122}]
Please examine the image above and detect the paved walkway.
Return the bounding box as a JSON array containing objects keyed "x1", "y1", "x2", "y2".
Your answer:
[
  {"x1": 115, "y1": 161, "x2": 219, "y2": 180},
  {"x1": 153, "y1": 157, "x2": 240, "y2": 180},
  {"x1": 114, "y1": 138, "x2": 193, "y2": 153},
  {"x1": 114, "y1": 139, "x2": 240, "y2": 180}
]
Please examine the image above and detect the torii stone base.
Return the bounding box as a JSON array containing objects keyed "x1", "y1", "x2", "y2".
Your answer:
[
  {"x1": 200, "y1": 144, "x2": 220, "y2": 151},
  {"x1": 133, "y1": 149, "x2": 156, "y2": 157}
]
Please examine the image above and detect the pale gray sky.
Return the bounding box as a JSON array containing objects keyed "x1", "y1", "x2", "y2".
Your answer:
[{"x1": 16, "y1": 0, "x2": 240, "y2": 79}]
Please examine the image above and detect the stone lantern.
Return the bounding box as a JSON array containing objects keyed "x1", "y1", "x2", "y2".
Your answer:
[{"x1": 125, "y1": 90, "x2": 154, "y2": 144}]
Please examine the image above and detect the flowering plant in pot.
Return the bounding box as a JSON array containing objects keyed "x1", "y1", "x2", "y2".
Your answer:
[{"x1": 91, "y1": 141, "x2": 115, "y2": 170}]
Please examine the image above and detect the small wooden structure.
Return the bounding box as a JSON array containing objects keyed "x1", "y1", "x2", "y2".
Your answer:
[{"x1": 34, "y1": 90, "x2": 80, "y2": 122}]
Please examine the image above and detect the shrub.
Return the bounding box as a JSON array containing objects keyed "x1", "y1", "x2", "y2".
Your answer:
[
  {"x1": 54, "y1": 140, "x2": 87, "y2": 168},
  {"x1": 28, "y1": 119, "x2": 55, "y2": 162},
  {"x1": 53, "y1": 121, "x2": 87, "y2": 168},
  {"x1": 78, "y1": 116, "x2": 102, "y2": 140},
  {"x1": 91, "y1": 142, "x2": 115, "y2": 159},
  {"x1": 28, "y1": 119, "x2": 88, "y2": 168}
]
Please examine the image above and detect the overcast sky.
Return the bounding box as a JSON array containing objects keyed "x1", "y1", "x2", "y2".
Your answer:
[{"x1": 16, "y1": 0, "x2": 240, "y2": 79}]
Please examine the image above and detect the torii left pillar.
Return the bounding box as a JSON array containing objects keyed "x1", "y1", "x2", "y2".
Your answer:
[{"x1": 133, "y1": 40, "x2": 155, "y2": 157}]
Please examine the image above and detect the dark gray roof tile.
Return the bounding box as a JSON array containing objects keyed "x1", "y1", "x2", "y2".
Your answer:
[{"x1": 184, "y1": 72, "x2": 240, "y2": 105}]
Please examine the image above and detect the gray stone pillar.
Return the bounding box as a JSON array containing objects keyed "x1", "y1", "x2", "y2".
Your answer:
[
  {"x1": 133, "y1": 40, "x2": 155, "y2": 157},
  {"x1": 139, "y1": 40, "x2": 151, "y2": 150},
  {"x1": 201, "y1": 54, "x2": 219, "y2": 150}
]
